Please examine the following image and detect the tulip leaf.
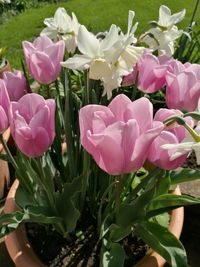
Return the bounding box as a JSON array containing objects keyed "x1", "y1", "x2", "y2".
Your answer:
[
  {"x1": 0, "y1": 211, "x2": 30, "y2": 237},
  {"x1": 55, "y1": 175, "x2": 82, "y2": 232},
  {"x1": 136, "y1": 221, "x2": 189, "y2": 267},
  {"x1": 154, "y1": 173, "x2": 171, "y2": 196},
  {"x1": 117, "y1": 184, "x2": 155, "y2": 227},
  {"x1": 102, "y1": 242, "x2": 125, "y2": 267},
  {"x1": 147, "y1": 194, "x2": 200, "y2": 218},
  {"x1": 170, "y1": 168, "x2": 200, "y2": 185}
]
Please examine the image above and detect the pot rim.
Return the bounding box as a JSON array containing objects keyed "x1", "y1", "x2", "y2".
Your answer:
[{"x1": 4, "y1": 180, "x2": 184, "y2": 267}]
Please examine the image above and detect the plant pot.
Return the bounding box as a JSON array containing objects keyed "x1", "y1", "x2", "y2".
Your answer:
[
  {"x1": 0, "y1": 60, "x2": 11, "y2": 79},
  {"x1": 0, "y1": 129, "x2": 10, "y2": 199},
  {"x1": 4, "y1": 180, "x2": 184, "y2": 267}
]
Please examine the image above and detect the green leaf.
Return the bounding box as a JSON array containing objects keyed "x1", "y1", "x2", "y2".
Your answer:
[
  {"x1": 170, "y1": 168, "x2": 200, "y2": 185},
  {"x1": 102, "y1": 243, "x2": 125, "y2": 267},
  {"x1": 0, "y1": 211, "x2": 30, "y2": 237},
  {"x1": 55, "y1": 175, "x2": 82, "y2": 232},
  {"x1": 136, "y1": 221, "x2": 189, "y2": 267},
  {"x1": 155, "y1": 173, "x2": 171, "y2": 196},
  {"x1": 147, "y1": 194, "x2": 200, "y2": 218},
  {"x1": 117, "y1": 183, "x2": 155, "y2": 227}
]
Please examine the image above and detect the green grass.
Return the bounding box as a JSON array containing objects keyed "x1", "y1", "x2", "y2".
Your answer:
[{"x1": 0, "y1": 0, "x2": 199, "y2": 68}]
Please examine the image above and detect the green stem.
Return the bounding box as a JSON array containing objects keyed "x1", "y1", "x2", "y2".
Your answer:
[
  {"x1": 115, "y1": 174, "x2": 124, "y2": 213},
  {"x1": 36, "y1": 157, "x2": 56, "y2": 211},
  {"x1": 0, "y1": 134, "x2": 18, "y2": 170}
]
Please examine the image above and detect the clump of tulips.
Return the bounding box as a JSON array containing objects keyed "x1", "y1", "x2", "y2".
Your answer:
[{"x1": 1, "y1": 5, "x2": 200, "y2": 267}]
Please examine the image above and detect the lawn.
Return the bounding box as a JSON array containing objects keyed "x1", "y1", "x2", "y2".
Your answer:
[{"x1": 0, "y1": 0, "x2": 199, "y2": 68}]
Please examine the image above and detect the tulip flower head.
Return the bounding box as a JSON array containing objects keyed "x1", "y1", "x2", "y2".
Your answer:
[
  {"x1": 79, "y1": 94, "x2": 163, "y2": 175},
  {"x1": 0, "y1": 80, "x2": 10, "y2": 134},
  {"x1": 23, "y1": 36, "x2": 65, "y2": 85},
  {"x1": 3, "y1": 70, "x2": 28, "y2": 101},
  {"x1": 9, "y1": 93, "x2": 56, "y2": 157}
]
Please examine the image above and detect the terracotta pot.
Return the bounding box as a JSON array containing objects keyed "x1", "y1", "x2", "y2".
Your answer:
[
  {"x1": 0, "y1": 60, "x2": 12, "y2": 79},
  {"x1": 4, "y1": 180, "x2": 184, "y2": 267},
  {"x1": 0, "y1": 129, "x2": 10, "y2": 199}
]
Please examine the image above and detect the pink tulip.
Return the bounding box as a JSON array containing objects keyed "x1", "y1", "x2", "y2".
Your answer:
[
  {"x1": 9, "y1": 93, "x2": 55, "y2": 157},
  {"x1": 3, "y1": 70, "x2": 28, "y2": 101},
  {"x1": 148, "y1": 108, "x2": 193, "y2": 170},
  {"x1": 123, "y1": 52, "x2": 171, "y2": 93},
  {"x1": 23, "y1": 36, "x2": 65, "y2": 84},
  {"x1": 0, "y1": 80, "x2": 10, "y2": 134},
  {"x1": 166, "y1": 60, "x2": 200, "y2": 111},
  {"x1": 147, "y1": 131, "x2": 188, "y2": 170},
  {"x1": 137, "y1": 53, "x2": 171, "y2": 93},
  {"x1": 79, "y1": 94, "x2": 163, "y2": 175}
]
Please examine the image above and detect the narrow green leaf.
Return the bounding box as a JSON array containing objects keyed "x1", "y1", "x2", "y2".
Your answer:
[
  {"x1": 170, "y1": 168, "x2": 200, "y2": 185},
  {"x1": 136, "y1": 221, "x2": 189, "y2": 267},
  {"x1": 147, "y1": 194, "x2": 200, "y2": 218}
]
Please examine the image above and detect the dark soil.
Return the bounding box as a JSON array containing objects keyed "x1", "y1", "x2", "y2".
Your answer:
[{"x1": 26, "y1": 222, "x2": 148, "y2": 267}]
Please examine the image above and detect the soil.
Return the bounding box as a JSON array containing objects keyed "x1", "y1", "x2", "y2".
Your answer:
[{"x1": 26, "y1": 221, "x2": 148, "y2": 267}]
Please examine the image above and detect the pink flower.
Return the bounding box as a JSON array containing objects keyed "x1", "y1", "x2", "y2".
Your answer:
[
  {"x1": 3, "y1": 70, "x2": 28, "y2": 101},
  {"x1": 22, "y1": 36, "x2": 65, "y2": 84},
  {"x1": 9, "y1": 93, "x2": 55, "y2": 157},
  {"x1": 166, "y1": 60, "x2": 200, "y2": 111},
  {"x1": 123, "y1": 52, "x2": 171, "y2": 93},
  {"x1": 148, "y1": 109, "x2": 193, "y2": 170},
  {"x1": 137, "y1": 53, "x2": 171, "y2": 93},
  {"x1": 79, "y1": 94, "x2": 163, "y2": 175},
  {"x1": 0, "y1": 80, "x2": 10, "y2": 134}
]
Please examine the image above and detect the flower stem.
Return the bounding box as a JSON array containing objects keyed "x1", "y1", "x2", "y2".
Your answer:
[
  {"x1": 115, "y1": 174, "x2": 124, "y2": 213},
  {"x1": 0, "y1": 134, "x2": 18, "y2": 170}
]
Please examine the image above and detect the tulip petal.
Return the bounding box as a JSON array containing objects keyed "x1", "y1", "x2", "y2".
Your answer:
[
  {"x1": 131, "y1": 122, "x2": 163, "y2": 170},
  {"x1": 125, "y1": 97, "x2": 153, "y2": 132},
  {"x1": 148, "y1": 131, "x2": 187, "y2": 170},
  {"x1": 88, "y1": 122, "x2": 124, "y2": 175},
  {"x1": 33, "y1": 36, "x2": 53, "y2": 51},
  {"x1": 108, "y1": 94, "x2": 131, "y2": 121},
  {"x1": 29, "y1": 52, "x2": 55, "y2": 84},
  {"x1": 0, "y1": 106, "x2": 9, "y2": 133}
]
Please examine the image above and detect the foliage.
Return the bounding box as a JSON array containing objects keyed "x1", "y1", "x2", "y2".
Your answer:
[{"x1": 0, "y1": 3, "x2": 200, "y2": 267}]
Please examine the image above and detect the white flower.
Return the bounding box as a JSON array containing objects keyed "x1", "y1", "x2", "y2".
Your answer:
[
  {"x1": 140, "y1": 5, "x2": 185, "y2": 55},
  {"x1": 40, "y1": 7, "x2": 80, "y2": 53},
  {"x1": 142, "y1": 26, "x2": 183, "y2": 55},
  {"x1": 158, "y1": 5, "x2": 185, "y2": 29},
  {"x1": 62, "y1": 11, "x2": 144, "y2": 98}
]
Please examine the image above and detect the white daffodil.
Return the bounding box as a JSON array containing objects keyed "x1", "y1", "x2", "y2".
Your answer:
[
  {"x1": 40, "y1": 7, "x2": 80, "y2": 53},
  {"x1": 140, "y1": 5, "x2": 185, "y2": 55},
  {"x1": 62, "y1": 11, "x2": 144, "y2": 98},
  {"x1": 142, "y1": 26, "x2": 183, "y2": 55},
  {"x1": 158, "y1": 5, "x2": 185, "y2": 29},
  {"x1": 61, "y1": 25, "x2": 112, "y2": 80}
]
